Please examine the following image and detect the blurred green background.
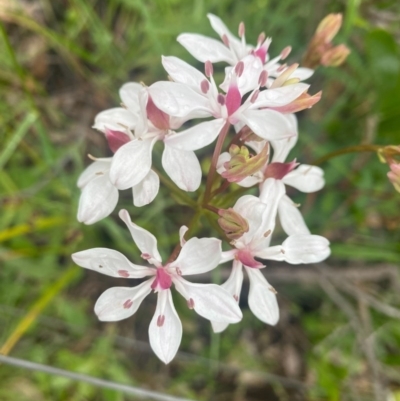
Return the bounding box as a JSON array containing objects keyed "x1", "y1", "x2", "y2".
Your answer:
[{"x1": 1, "y1": 0, "x2": 400, "y2": 400}]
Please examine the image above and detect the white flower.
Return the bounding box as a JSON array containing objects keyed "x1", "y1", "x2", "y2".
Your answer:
[
  {"x1": 72, "y1": 209, "x2": 242, "y2": 364},
  {"x1": 212, "y1": 189, "x2": 330, "y2": 332},
  {"x1": 149, "y1": 56, "x2": 307, "y2": 144},
  {"x1": 177, "y1": 14, "x2": 313, "y2": 87},
  {"x1": 217, "y1": 115, "x2": 325, "y2": 235}
]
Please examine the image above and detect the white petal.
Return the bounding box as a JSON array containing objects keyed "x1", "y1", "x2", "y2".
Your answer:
[
  {"x1": 119, "y1": 82, "x2": 142, "y2": 115},
  {"x1": 246, "y1": 267, "x2": 279, "y2": 325},
  {"x1": 77, "y1": 159, "x2": 112, "y2": 189},
  {"x1": 173, "y1": 277, "x2": 242, "y2": 323},
  {"x1": 282, "y1": 164, "x2": 325, "y2": 193},
  {"x1": 240, "y1": 109, "x2": 294, "y2": 141},
  {"x1": 177, "y1": 33, "x2": 235, "y2": 64},
  {"x1": 149, "y1": 290, "x2": 182, "y2": 364},
  {"x1": 161, "y1": 56, "x2": 206, "y2": 88},
  {"x1": 270, "y1": 114, "x2": 298, "y2": 162},
  {"x1": 109, "y1": 138, "x2": 155, "y2": 190},
  {"x1": 179, "y1": 226, "x2": 188, "y2": 247},
  {"x1": 165, "y1": 119, "x2": 225, "y2": 151},
  {"x1": 251, "y1": 83, "x2": 309, "y2": 108},
  {"x1": 94, "y1": 281, "x2": 152, "y2": 322},
  {"x1": 149, "y1": 81, "x2": 212, "y2": 119},
  {"x1": 118, "y1": 209, "x2": 162, "y2": 264},
  {"x1": 71, "y1": 248, "x2": 154, "y2": 278},
  {"x1": 281, "y1": 234, "x2": 331, "y2": 264},
  {"x1": 77, "y1": 173, "x2": 119, "y2": 225},
  {"x1": 170, "y1": 237, "x2": 221, "y2": 275},
  {"x1": 278, "y1": 195, "x2": 310, "y2": 236},
  {"x1": 162, "y1": 145, "x2": 201, "y2": 192},
  {"x1": 292, "y1": 67, "x2": 314, "y2": 81},
  {"x1": 93, "y1": 108, "x2": 137, "y2": 132},
  {"x1": 211, "y1": 260, "x2": 244, "y2": 333},
  {"x1": 132, "y1": 169, "x2": 160, "y2": 207}
]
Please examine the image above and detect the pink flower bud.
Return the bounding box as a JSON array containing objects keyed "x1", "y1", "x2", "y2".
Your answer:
[{"x1": 218, "y1": 208, "x2": 249, "y2": 240}]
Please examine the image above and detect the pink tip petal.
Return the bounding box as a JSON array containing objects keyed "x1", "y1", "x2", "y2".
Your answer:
[
  {"x1": 264, "y1": 160, "x2": 299, "y2": 180},
  {"x1": 146, "y1": 96, "x2": 170, "y2": 131},
  {"x1": 105, "y1": 128, "x2": 130, "y2": 153},
  {"x1": 226, "y1": 80, "x2": 242, "y2": 116},
  {"x1": 237, "y1": 249, "x2": 264, "y2": 269}
]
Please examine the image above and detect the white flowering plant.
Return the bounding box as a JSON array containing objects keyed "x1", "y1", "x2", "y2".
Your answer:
[{"x1": 72, "y1": 13, "x2": 349, "y2": 364}]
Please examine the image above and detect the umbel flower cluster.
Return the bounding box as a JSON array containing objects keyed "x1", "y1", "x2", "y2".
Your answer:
[{"x1": 72, "y1": 14, "x2": 347, "y2": 364}]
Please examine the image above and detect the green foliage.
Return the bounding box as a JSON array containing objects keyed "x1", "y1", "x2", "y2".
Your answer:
[{"x1": 1, "y1": 0, "x2": 400, "y2": 400}]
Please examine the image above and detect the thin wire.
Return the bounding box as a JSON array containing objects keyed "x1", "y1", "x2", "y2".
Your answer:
[{"x1": 0, "y1": 354, "x2": 195, "y2": 401}]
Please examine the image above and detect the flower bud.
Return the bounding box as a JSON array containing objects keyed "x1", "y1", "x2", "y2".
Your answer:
[
  {"x1": 222, "y1": 143, "x2": 269, "y2": 183},
  {"x1": 218, "y1": 208, "x2": 249, "y2": 240},
  {"x1": 321, "y1": 44, "x2": 351, "y2": 67},
  {"x1": 388, "y1": 163, "x2": 400, "y2": 193},
  {"x1": 316, "y1": 13, "x2": 343, "y2": 42}
]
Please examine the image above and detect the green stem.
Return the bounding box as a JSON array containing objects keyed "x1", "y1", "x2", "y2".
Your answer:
[
  {"x1": 312, "y1": 144, "x2": 381, "y2": 166},
  {"x1": 203, "y1": 122, "x2": 231, "y2": 204}
]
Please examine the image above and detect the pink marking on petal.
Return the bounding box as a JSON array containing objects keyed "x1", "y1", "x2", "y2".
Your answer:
[
  {"x1": 237, "y1": 249, "x2": 264, "y2": 269},
  {"x1": 157, "y1": 314, "x2": 165, "y2": 327},
  {"x1": 254, "y1": 47, "x2": 267, "y2": 64},
  {"x1": 226, "y1": 82, "x2": 242, "y2": 116},
  {"x1": 151, "y1": 268, "x2": 172, "y2": 290},
  {"x1": 141, "y1": 253, "x2": 151, "y2": 260},
  {"x1": 123, "y1": 299, "x2": 133, "y2": 309},
  {"x1": 105, "y1": 128, "x2": 130, "y2": 153},
  {"x1": 200, "y1": 79, "x2": 210, "y2": 94},
  {"x1": 264, "y1": 160, "x2": 299, "y2": 180},
  {"x1": 146, "y1": 96, "x2": 170, "y2": 131},
  {"x1": 233, "y1": 294, "x2": 239, "y2": 302},
  {"x1": 118, "y1": 270, "x2": 130, "y2": 278},
  {"x1": 222, "y1": 34, "x2": 230, "y2": 47},
  {"x1": 187, "y1": 298, "x2": 195, "y2": 309}
]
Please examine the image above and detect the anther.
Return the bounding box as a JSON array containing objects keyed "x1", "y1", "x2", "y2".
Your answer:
[
  {"x1": 176, "y1": 267, "x2": 182, "y2": 276},
  {"x1": 257, "y1": 32, "x2": 266, "y2": 45},
  {"x1": 258, "y1": 70, "x2": 268, "y2": 87},
  {"x1": 233, "y1": 295, "x2": 239, "y2": 302},
  {"x1": 141, "y1": 253, "x2": 151, "y2": 260},
  {"x1": 238, "y1": 22, "x2": 245, "y2": 38},
  {"x1": 277, "y1": 63, "x2": 287, "y2": 73},
  {"x1": 235, "y1": 61, "x2": 245, "y2": 77},
  {"x1": 118, "y1": 270, "x2": 129, "y2": 278},
  {"x1": 205, "y1": 61, "x2": 213, "y2": 77},
  {"x1": 280, "y1": 46, "x2": 292, "y2": 60},
  {"x1": 269, "y1": 286, "x2": 278, "y2": 294},
  {"x1": 250, "y1": 89, "x2": 260, "y2": 103},
  {"x1": 217, "y1": 93, "x2": 226, "y2": 106}
]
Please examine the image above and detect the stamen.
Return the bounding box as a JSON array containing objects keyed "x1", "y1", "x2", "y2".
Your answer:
[
  {"x1": 222, "y1": 34, "x2": 230, "y2": 47},
  {"x1": 263, "y1": 229, "x2": 271, "y2": 237},
  {"x1": 205, "y1": 60, "x2": 213, "y2": 77},
  {"x1": 277, "y1": 63, "x2": 287, "y2": 73},
  {"x1": 238, "y1": 22, "x2": 245, "y2": 38},
  {"x1": 258, "y1": 70, "x2": 268, "y2": 87},
  {"x1": 123, "y1": 299, "x2": 133, "y2": 309},
  {"x1": 281, "y1": 248, "x2": 286, "y2": 254},
  {"x1": 141, "y1": 253, "x2": 151, "y2": 260},
  {"x1": 187, "y1": 298, "x2": 195, "y2": 309},
  {"x1": 118, "y1": 270, "x2": 129, "y2": 278},
  {"x1": 280, "y1": 46, "x2": 292, "y2": 60},
  {"x1": 233, "y1": 294, "x2": 239, "y2": 302},
  {"x1": 157, "y1": 315, "x2": 165, "y2": 327},
  {"x1": 87, "y1": 153, "x2": 97, "y2": 161},
  {"x1": 217, "y1": 93, "x2": 226, "y2": 106},
  {"x1": 176, "y1": 267, "x2": 182, "y2": 276},
  {"x1": 250, "y1": 89, "x2": 260, "y2": 103},
  {"x1": 257, "y1": 32, "x2": 266, "y2": 45},
  {"x1": 200, "y1": 79, "x2": 210, "y2": 94},
  {"x1": 235, "y1": 61, "x2": 245, "y2": 77}
]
